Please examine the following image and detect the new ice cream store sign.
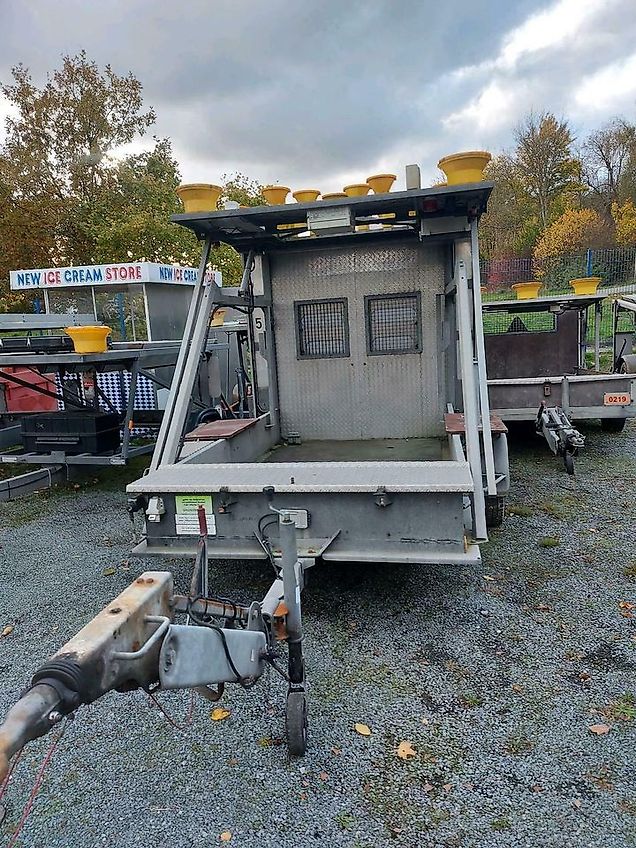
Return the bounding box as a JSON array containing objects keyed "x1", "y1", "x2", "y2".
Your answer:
[{"x1": 10, "y1": 261, "x2": 219, "y2": 290}]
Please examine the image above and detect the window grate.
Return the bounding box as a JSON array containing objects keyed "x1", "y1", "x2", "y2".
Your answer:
[
  {"x1": 294, "y1": 298, "x2": 350, "y2": 359},
  {"x1": 483, "y1": 311, "x2": 557, "y2": 335},
  {"x1": 365, "y1": 292, "x2": 421, "y2": 355}
]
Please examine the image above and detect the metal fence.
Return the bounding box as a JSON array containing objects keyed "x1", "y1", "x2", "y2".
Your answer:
[
  {"x1": 480, "y1": 246, "x2": 636, "y2": 346},
  {"x1": 480, "y1": 246, "x2": 636, "y2": 295}
]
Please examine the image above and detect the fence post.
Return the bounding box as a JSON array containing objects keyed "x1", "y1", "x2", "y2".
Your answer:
[{"x1": 586, "y1": 249, "x2": 593, "y2": 277}]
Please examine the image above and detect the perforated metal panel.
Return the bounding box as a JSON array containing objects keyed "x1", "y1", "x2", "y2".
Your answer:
[{"x1": 270, "y1": 239, "x2": 445, "y2": 439}]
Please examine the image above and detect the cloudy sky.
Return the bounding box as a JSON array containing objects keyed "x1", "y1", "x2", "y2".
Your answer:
[{"x1": 1, "y1": 0, "x2": 635, "y2": 192}]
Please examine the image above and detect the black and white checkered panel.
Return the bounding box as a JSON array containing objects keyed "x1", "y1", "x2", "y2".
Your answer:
[{"x1": 55, "y1": 371, "x2": 157, "y2": 436}]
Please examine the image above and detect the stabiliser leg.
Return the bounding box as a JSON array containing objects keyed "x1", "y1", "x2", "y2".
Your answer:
[{"x1": 279, "y1": 513, "x2": 308, "y2": 756}]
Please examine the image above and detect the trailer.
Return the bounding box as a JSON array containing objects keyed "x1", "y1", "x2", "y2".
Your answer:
[
  {"x1": 483, "y1": 292, "x2": 636, "y2": 473},
  {"x1": 0, "y1": 178, "x2": 509, "y2": 768}
]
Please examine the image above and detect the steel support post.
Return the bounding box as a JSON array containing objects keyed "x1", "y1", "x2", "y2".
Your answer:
[
  {"x1": 456, "y1": 259, "x2": 488, "y2": 541},
  {"x1": 470, "y1": 220, "x2": 497, "y2": 495},
  {"x1": 150, "y1": 237, "x2": 214, "y2": 470},
  {"x1": 595, "y1": 302, "x2": 601, "y2": 372},
  {"x1": 260, "y1": 255, "x2": 280, "y2": 430},
  {"x1": 279, "y1": 514, "x2": 302, "y2": 645},
  {"x1": 121, "y1": 359, "x2": 139, "y2": 461}
]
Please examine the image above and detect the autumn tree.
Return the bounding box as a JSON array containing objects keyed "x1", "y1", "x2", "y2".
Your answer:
[
  {"x1": 612, "y1": 200, "x2": 636, "y2": 246},
  {"x1": 0, "y1": 51, "x2": 155, "y2": 269},
  {"x1": 480, "y1": 155, "x2": 541, "y2": 258},
  {"x1": 513, "y1": 112, "x2": 581, "y2": 228},
  {"x1": 533, "y1": 208, "x2": 612, "y2": 260},
  {"x1": 582, "y1": 119, "x2": 636, "y2": 215},
  {"x1": 93, "y1": 138, "x2": 199, "y2": 266}
]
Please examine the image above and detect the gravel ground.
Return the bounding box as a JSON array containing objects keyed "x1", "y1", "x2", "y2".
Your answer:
[{"x1": 1, "y1": 424, "x2": 635, "y2": 848}]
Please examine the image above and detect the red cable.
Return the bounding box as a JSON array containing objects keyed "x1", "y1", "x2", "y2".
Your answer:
[
  {"x1": 146, "y1": 690, "x2": 195, "y2": 732},
  {"x1": 6, "y1": 722, "x2": 67, "y2": 848}
]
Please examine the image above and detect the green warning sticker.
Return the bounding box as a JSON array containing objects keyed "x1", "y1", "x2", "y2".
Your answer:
[
  {"x1": 175, "y1": 495, "x2": 213, "y2": 514},
  {"x1": 174, "y1": 495, "x2": 215, "y2": 535}
]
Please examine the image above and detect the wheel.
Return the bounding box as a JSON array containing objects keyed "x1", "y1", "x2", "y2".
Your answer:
[
  {"x1": 286, "y1": 690, "x2": 308, "y2": 756},
  {"x1": 563, "y1": 451, "x2": 575, "y2": 475},
  {"x1": 601, "y1": 417, "x2": 626, "y2": 433},
  {"x1": 485, "y1": 495, "x2": 504, "y2": 528}
]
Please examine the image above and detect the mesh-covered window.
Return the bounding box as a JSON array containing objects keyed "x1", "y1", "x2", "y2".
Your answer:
[
  {"x1": 365, "y1": 292, "x2": 421, "y2": 355},
  {"x1": 483, "y1": 311, "x2": 557, "y2": 335},
  {"x1": 294, "y1": 298, "x2": 350, "y2": 359}
]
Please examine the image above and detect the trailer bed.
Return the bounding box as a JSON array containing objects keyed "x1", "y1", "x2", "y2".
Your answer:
[{"x1": 260, "y1": 437, "x2": 445, "y2": 463}]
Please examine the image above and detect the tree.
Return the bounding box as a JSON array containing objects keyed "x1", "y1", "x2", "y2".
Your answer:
[
  {"x1": 513, "y1": 112, "x2": 581, "y2": 228},
  {"x1": 533, "y1": 208, "x2": 612, "y2": 260},
  {"x1": 582, "y1": 119, "x2": 636, "y2": 215},
  {"x1": 93, "y1": 138, "x2": 199, "y2": 265},
  {"x1": 480, "y1": 155, "x2": 541, "y2": 258},
  {"x1": 0, "y1": 51, "x2": 155, "y2": 267},
  {"x1": 612, "y1": 200, "x2": 636, "y2": 246}
]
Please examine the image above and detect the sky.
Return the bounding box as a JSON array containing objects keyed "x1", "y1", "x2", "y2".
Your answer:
[{"x1": 1, "y1": 0, "x2": 635, "y2": 193}]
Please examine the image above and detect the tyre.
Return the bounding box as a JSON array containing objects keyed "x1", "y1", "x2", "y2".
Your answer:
[
  {"x1": 485, "y1": 495, "x2": 505, "y2": 528},
  {"x1": 286, "y1": 690, "x2": 308, "y2": 756},
  {"x1": 600, "y1": 417, "x2": 626, "y2": 433}
]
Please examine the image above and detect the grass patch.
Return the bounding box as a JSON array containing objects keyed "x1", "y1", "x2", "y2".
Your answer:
[
  {"x1": 604, "y1": 693, "x2": 636, "y2": 722},
  {"x1": 538, "y1": 536, "x2": 560, "y2": 548},
  {"x1": 335, "y1": 813, "x2": 356, "y2": 831},
  {"x1": 623, "y1": 563, "x2": 636, "y2": 579},
  {"x1": 507, "y1": 504, "x2": 534, "y2": 517},
  {"x1": 491, "y1": 817, "x2": 512, "y2": 832},
  {"x1": 460, "y1": 692, "x2": 483, "y2": 708},
  {"x1": 429, "y1": 807, "x2": 450, "y2": 825},
  {"x1": 504, "y1": 733, "x2": 534, "y2": 755}
]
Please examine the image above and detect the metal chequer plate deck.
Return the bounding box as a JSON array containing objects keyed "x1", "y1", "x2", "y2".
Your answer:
[{"x1": 127, "y1": 459, "x2": 475, "y2": 494}]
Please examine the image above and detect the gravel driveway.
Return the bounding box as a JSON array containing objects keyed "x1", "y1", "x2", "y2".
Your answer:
[{"x1": 1, "y1": 422, "x2": 635, "y2": 848}]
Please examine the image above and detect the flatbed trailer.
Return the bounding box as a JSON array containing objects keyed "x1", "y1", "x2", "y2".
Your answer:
[
  {"x1": 483, "y1": 293, "x2": 636, "y2": 472},
  {"x1": 0, "y1": 178, "x2": 510, "y2": 766}
]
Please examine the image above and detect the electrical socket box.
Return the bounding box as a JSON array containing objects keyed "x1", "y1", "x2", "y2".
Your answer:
[
  {"x1": 286, "y1": 509, "x2": 310, "y2": 530},
  {"x1": 307, "y1": 206, "x2": 354, "y2": 234}
]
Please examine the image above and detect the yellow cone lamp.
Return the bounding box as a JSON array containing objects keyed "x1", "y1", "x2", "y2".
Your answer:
[
  {"x1": 437, "y1": 151, "x2": 492, "y2": 185},
  {"x1": 262, "y1": 185, "x2": 290, "y2": 205},
  {"x1": 176, "y1": 184, "x2": 223, "y2": 213}
]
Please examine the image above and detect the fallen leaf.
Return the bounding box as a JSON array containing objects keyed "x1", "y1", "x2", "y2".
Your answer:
[
  {"x1": 319, "y1": 771, "x2": 329, "y2": 781},
  {"x1": 588, "y1": 723, "x2": 611, "y2": 735},
  {"x1": 483, "y1": 574, "x2": 496, "y2": 581},
  {"x1": 1, "y1": 625, "x2": 14, "y2": 638},
  {"x1": 220, "y1": 832, "x2": 232, "y2": 842},
  {"x1": 299, "y1": 792, "x2": 308, "y2": 801},
  {"x1": 618, "y1": 601, "x2": 635, "y2": 610},
  {"x1": 511, "y1": 684, "x2": 524, "y2": 694},
  {"x1": 396, "y1": 741, "x2": 417, "y2": 760},
  {"x1": 227, "y1": 757, "x2": 238, "y2": 766},
  {"x1": 572, "y1": 799, "x2": 582, "y2": 809},
  {"x1": 421, "y1": 717, "x2": 429, "y2": 725},
  {"x1": 354, "y1": 723, "x2": 371, "y2": 736},
  {"x1": 422, "y1": 782, "x2": 434, "y2": 793},
  {"x1": 331, "y1": 746, "x2": 342, "y2": 756},
  {"x1": 535, "y1": 603, "x2": 552, "y2": 612},
  {"x1": 210, "y1": 707, "x2": 231, "y2": 722},
  {"x1": 443, "y1": 783, "x2": 452, "y2": 793},
  {"x1": 102, "y1": 566, "x2": 116, "y2": 577}
]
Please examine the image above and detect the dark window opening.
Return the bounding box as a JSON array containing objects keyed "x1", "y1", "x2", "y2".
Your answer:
[
  {"x1": 365, "y1": 292, "x2": 421, "y2": 355},
  {"x1": 294, "y1": 298, "x2": 350, "y2": 359}
]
